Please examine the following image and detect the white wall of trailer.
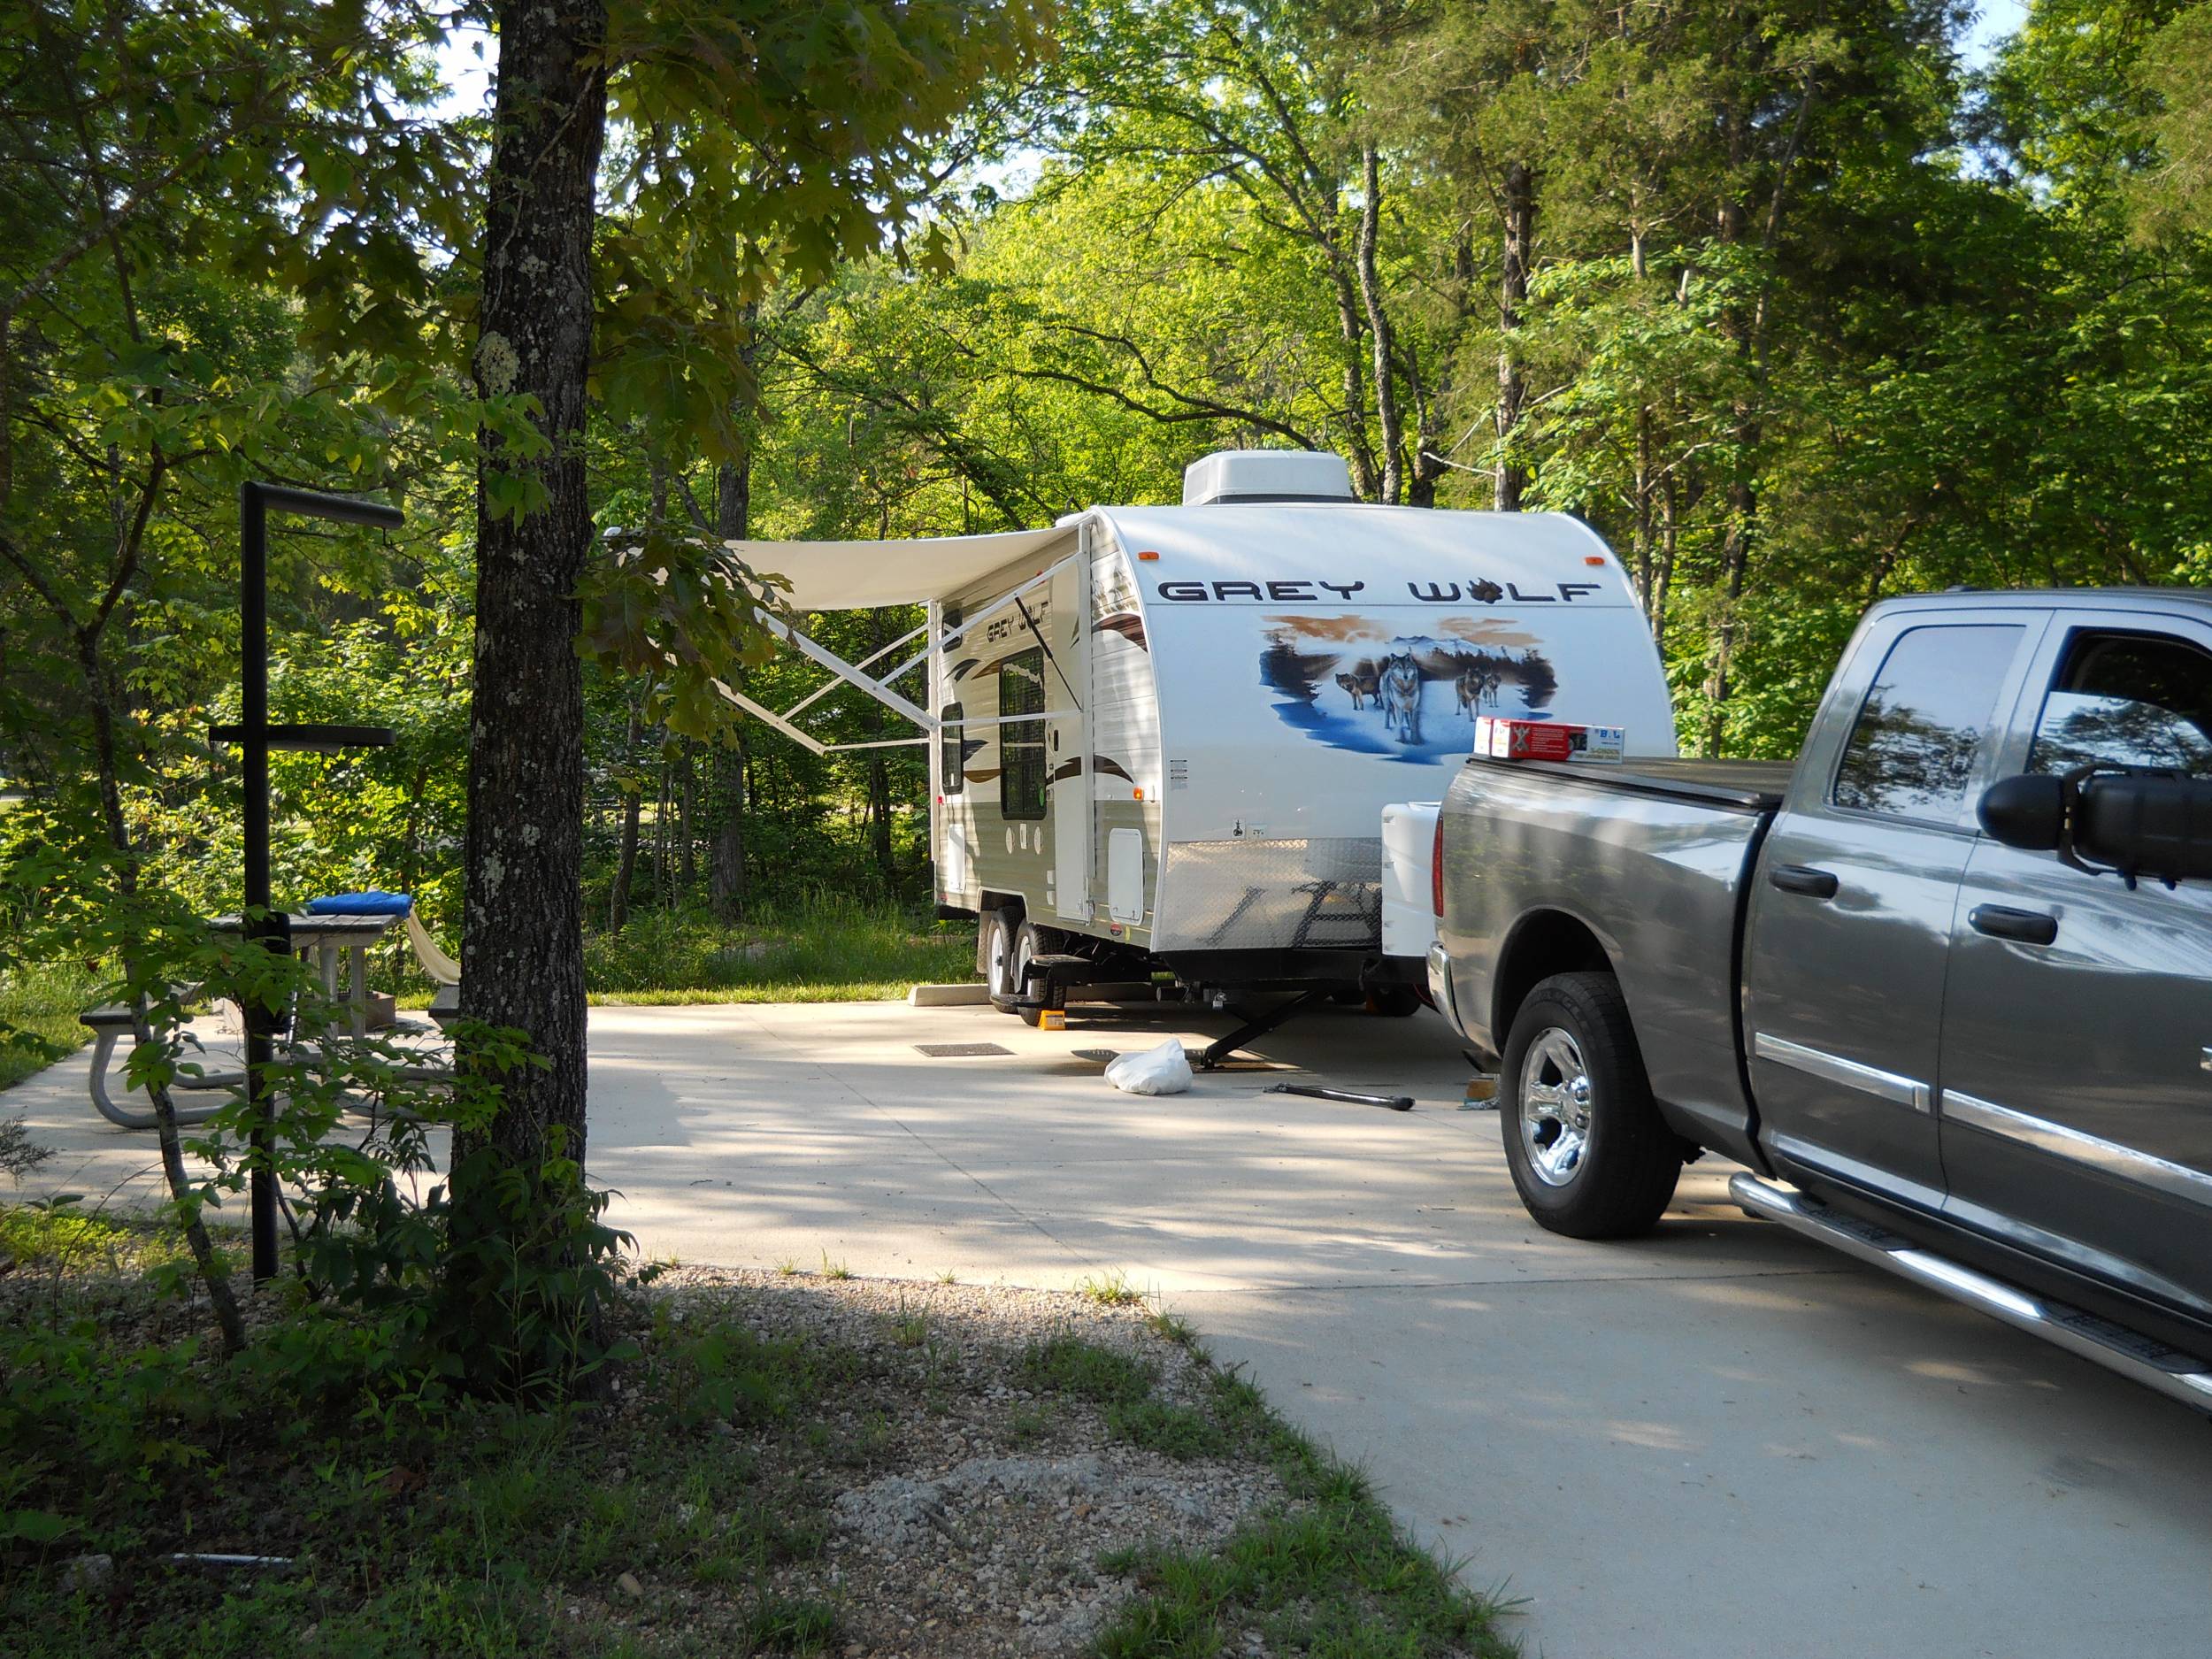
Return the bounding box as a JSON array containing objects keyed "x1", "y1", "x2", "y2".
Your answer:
[{"x1": 1097, "y1": 503, "x2": 1673, "y2": 955}]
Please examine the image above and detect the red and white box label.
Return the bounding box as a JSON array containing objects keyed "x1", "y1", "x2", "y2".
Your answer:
[{"x1": 1475, "y1": 718, "x2": 1624, "y2": 763}]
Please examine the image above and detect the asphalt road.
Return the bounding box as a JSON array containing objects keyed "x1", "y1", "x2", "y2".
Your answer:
[{"x1": 13, "y1": 995, "x2": 2212, "y2": 1655}]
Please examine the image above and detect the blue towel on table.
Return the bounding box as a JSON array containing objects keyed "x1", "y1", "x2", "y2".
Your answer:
[{"x1": 303, "y1": 890, "x2": 412, "y2": 917}]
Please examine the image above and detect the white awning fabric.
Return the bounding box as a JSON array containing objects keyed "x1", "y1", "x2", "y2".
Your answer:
[{"x1": 730, "y1": 526, "x2": 1071, "y2": 612}]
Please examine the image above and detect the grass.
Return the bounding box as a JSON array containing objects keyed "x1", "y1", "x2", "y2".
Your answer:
[
  {"x1": 1087, "y1": 1365, "x2": 1517, "y2": 1659},
  {"x1": 997, "y1": 1333, "x2": 1515, "y2": 1657},
  {"x1": 1076, "y1": 1268, "x2": 1148, "y2": 1308},
  {"x1": 1017, "y1": 1333, "x2": 1156, "y2": 1405},
  {"x1": 0, "y1": 959, "x2": 96, "y2": 1093},
  {"x1": 584, "y1": 892, "x2": 972, "y2": 1005},
  {"x1": 0, "y1": 1225, "x2": 881, "y2": 1658}
]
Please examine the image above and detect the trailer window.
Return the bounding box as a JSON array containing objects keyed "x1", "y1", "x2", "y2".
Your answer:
[
  {"x1": 1000, "y1": 649, "x2": 1047, "y2": 820},
  {"x1": 939, "y1": 703, "x2": 964, "y2": 795}
]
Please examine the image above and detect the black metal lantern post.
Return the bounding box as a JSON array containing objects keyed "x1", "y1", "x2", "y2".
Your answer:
[{"x1": 212, "y1": 481, "x2": 403, "y2": 1280}]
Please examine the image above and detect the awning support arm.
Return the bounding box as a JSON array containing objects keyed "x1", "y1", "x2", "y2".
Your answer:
[
  {"x1": 867, "y1": 555, "x2": 1079, "y2": 693},
  {"x1": 774, "y1": 619, "x2": 938, "y2": 732},
  {"x1": 781, "y1": 621, "x2": 927, "y2": 722},
  {"x1": 712, "y1": 680, "x2": 828, "y2": 756}
]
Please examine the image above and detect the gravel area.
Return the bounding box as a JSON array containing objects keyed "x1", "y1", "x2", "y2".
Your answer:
[{"x1": 621, "y1": 1270, "x2": 1289, "y2": 1657}]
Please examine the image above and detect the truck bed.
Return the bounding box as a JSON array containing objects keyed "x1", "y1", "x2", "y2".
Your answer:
[
  {"x1": 1440, "y1": 752, "x2": 1786, "y2": 1166},
  {"x1": 1472, "y1": 756, "x2": 1794, "y2": 811}
]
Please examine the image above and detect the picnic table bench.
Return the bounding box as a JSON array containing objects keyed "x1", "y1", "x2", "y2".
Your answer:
[
  {"x1": 77, "y1": 910, "x2": 462, "y2": 1130},
  {"x1": 78, "y1": 1002, "x2": 242, "y2": 1130}
]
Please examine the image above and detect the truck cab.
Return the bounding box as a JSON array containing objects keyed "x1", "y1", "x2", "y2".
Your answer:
[{"x1": 1746, "y1": 593, "x2": 2212, "y2": 1329}]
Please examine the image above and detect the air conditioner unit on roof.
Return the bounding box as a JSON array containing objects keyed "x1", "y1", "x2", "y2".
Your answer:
[{"x1": 1182, "y1": 449, "x2": 1356, "y2": 507}]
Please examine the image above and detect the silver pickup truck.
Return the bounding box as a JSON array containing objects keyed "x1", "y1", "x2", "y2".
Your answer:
[{"x1": 1426, "y1": 589, "x2": 2212, "y2": 1409}]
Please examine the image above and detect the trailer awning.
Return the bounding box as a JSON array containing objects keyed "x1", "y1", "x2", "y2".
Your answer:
[
  {"x1": 731, "y1": 526, "x2": 1071, "y2": 612},
  {"x1": 705, "y1": 524, "x2": 1077, "y2": 755}
]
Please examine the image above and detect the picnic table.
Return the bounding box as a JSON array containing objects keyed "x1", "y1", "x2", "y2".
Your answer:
[
  {"x1": 78, "y1": 909, "x2": 442, "y2": 1130},
  {"x1": 208, "y1": 910, "x2": 400, "y2": 1038}
]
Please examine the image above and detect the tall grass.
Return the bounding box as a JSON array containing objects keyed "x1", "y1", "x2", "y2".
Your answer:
[
  {"x1": 584, "y1": 891, "x2": 972, "y2": 1004},
  {"x1": 0, "y1": 960, "x2": 96, "y2": 1093}
]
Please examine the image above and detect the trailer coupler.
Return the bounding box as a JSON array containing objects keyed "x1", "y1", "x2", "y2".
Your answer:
[{"x1": 1193, "y1": 988, "x2": 1330, "y2": 1071}]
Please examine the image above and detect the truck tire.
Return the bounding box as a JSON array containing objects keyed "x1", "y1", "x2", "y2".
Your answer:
[
  {"x1": 985, "y1": 910, "x2": 1021, "y2": 1010},
  {"x1": 1013, "y1": 921, "x2": 1066, "y2": 1027},
  {"x1": 1499, "y1": 972, "x2": 1680, "y2": 1239}
]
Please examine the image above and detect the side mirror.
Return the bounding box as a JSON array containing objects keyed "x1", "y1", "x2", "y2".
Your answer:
[
  {"x1": 1979, "y1": 770, "x2": 2212, "y2": 882},
  {"x1": 1977, "y1": 773, "x2": 2065, "y2": 851},
  {"x1": 2076, "y1": 771, "x2": 2212, "y2": 883}
]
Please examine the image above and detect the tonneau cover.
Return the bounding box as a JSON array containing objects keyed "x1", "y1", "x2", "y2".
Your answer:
[{"x1": 1472, "y1": 755, "x2": 1793, "y2": 811}]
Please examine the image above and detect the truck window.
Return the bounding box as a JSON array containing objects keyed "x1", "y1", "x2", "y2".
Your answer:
[
  {"x1": 939, "y1": 703, "x2": 964, "y2": 795},
  {"x1": 2028, "y1": 632, "x2": 2212, "y2": 778},
  {"x1": 1831, "y1": 624, "x2": 2022, "y2": 821},
  {"x1": 999, "y1": 649, "x2": 1047, "y2": 820}
]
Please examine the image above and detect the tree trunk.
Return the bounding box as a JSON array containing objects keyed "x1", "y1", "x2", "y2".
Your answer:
[
  {"x1": 1356, "y1": 146, "x2": 1403, "y2": 505},
  {"x1": 610, "y1": 703, "x2": 641, "y2": 933},
  {"x1": 1632, "y1": 407, "x2": 1655, "y2": 621},
  {"x1": 651, "y1": 746, "x2": 672, "y2": 908},
  {"x1": 1652, "y1": 472, "x2": 1678, "y2": 650},
  {"x1": 867, "y1": 753, "x2": 895, "y2": 893},
  {"x1": 709, "y1": 405, "x2": 751, "y2": 918},
  {"x1": 709, "y1": 737, "x2": 747, "y2": 920},
  {"x1": 1494, "y1": 161, "x2": 1536, "y2": 512},
  {"x1": 679, "y1": 741, "x2": 695, "y2": 895},
  {"x1": 1407, "y1": 228, "x2": 1475, "y2": 511},
  {"x1": 460, "y1": 0, "x2": 608, "y2": 1173},
  {"x1": 81, "y1": 632, "x2": 244, "y2": 1355},
  {"x1": 1701, "y1": 477, "x2": 1755, "y2": 757}
]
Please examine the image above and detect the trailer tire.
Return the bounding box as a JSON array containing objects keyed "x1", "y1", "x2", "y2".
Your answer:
[
  {"x1": 1364, "y1": 987, "x2": 1424, "y2": 1018},
  {"x1": 1499, "y1": 972, "x2": 1680, "y2": 1239},
  {"x1": 985, "y1": 910, "x2": 1021, "y2": 1010},
  {"x1": 1013, "y1": 922, "x2": 1066, "y2": 1027}
]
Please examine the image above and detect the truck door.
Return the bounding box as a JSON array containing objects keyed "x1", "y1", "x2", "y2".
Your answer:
[
  {"x1": 1938, "y1": 616, "x2": 2212, "y2": 1317},
  {"x1": 1744, "y1": 615, "x2": 2040, "y2": 1210}
]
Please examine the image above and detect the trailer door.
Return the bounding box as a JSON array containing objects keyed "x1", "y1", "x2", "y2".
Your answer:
[{"x1": 1052, "y1": 540, "x2": 1092, "y2": 921}]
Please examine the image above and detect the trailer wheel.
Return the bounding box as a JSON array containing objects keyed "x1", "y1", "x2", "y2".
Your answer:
[
  {"x1": 1498, "y1": 972, "x2": 1680, "y2": 1239},
  {"x1": 1012, "y1": 922, "x2": 1065, "y2": 1027},
  {"x1": 985, "y1": 910, "x2": 1020, "y2": 1010}
]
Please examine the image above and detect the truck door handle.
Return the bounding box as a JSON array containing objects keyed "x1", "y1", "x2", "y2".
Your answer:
[
  {"x1": 1769, "y1": 864, "x2": 1839, "y2": 899},
  {"x1": 1969, "y1": 904, "x2": 2058, "y2": 946}
]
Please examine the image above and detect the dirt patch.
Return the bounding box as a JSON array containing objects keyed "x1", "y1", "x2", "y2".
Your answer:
[{"x1": 626, "y1": 1271, "x2": 1284, "y2": 1656}]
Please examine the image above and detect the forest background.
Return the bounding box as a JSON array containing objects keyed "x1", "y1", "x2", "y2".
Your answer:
[{"x1": 4, "y1": 0, "x2": 2209, "y2": 1014}]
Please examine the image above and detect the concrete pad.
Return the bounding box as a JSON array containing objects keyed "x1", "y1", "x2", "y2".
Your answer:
[{"x1": 6, "y1": 994, "x2": 2209, "y2": 1656}]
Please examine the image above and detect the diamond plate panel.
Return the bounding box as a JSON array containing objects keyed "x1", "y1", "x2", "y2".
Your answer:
[{"x1": 1151, "y1": 838, "x2": 1383, "y2": 952}]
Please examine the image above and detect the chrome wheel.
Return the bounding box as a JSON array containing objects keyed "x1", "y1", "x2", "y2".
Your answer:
[
  {"x1": 1519, "y1": 1026, "x2": 1594, "y2": 1187},
  {"x1": 987, "y1": 919, "x2": 1014, "y2": 999}
]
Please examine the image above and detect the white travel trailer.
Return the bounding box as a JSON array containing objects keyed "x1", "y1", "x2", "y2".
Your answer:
[{"x1": 724, "y1": 449, "x2": 1675, "y2": 1029}]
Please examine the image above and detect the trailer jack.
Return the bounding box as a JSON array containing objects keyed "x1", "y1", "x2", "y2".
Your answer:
[{"x1": 1193, "y1": 988, "x2": 1330, "y2": 1071}]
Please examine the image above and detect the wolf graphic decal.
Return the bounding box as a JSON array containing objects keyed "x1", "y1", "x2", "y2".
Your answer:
[
  {"x1": 1378, "y1": 652, "x2": 1424, "y2": 745},
  {"x1": 1257, "y1": 617, "x2": 1559, "y2": 763}
]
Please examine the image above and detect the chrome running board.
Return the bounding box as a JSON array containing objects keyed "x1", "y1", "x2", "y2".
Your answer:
[{"x1": 1730, "y1": 1172, "x2": 2212, "y2": 1415}]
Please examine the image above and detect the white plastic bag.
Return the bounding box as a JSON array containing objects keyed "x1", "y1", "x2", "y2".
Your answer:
[{"x1": 1103, "y1": 1038, "x2": 1194, "y2": 1096}]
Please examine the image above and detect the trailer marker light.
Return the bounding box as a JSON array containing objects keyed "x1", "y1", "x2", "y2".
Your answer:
[
  {"x1": 1584, "y1": 555, "x2": 1606, "y2": 565},
  {"x1": 1432, "y1": 813, "x2": 1446, "y2": 918},
  {"x1": 1133, "y1": 787, "x2": 1144, "y2": 800},
  {"x1": 1137, "y1": 550, "x2": 1160, "y2": 561}
]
